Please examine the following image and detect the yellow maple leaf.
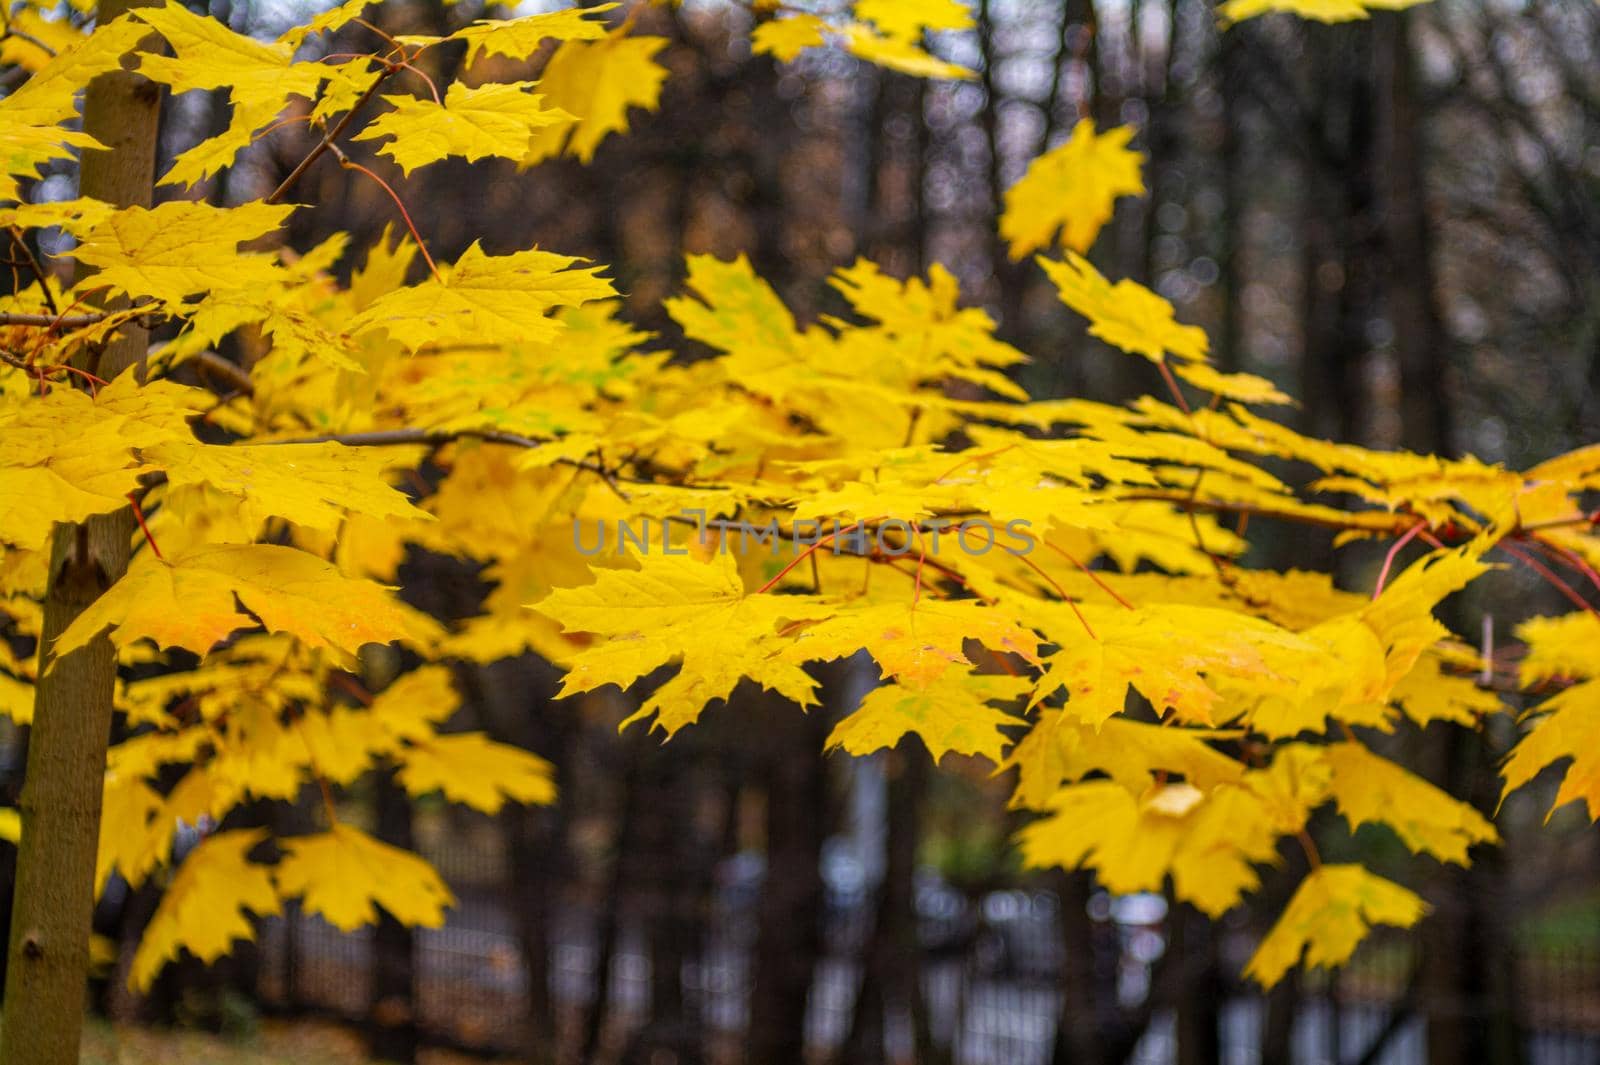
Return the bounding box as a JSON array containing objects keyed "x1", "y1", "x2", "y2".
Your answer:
[
  {"x1": 521, "y1": 29, "x2": 669, "y2": 164},
  {"x1": 0, "y1": 376, "x2": 199, "y2": 550},
  {"x1": 398, "y1": 733, "x2": 556, "y2": 813},
  {"x1": 1323, "y1": 742, "x2": 1497, "y2": 864},
  {"x1": 145, "y1": 440, "x2": 428, "y2": 533},
  {"x1": 826, "y1": 672, "x2": 1030, "y2": 763},
  {"x1": 275, "y1": 823, "x2": 453, "y2": 932},
  {"x1": 752, "y1": 14, "x2": 828, "y2": 62},
  {"x1": 1515, "y1": 612, "x2": 1598, "y2": 686},
  {"x1": 1018, "y1": 779, "x2": 1280, "y2": 917},
  {"x1": 841, "y1": 23, "x2": 973, "y2": 79},
  {"x1": 1244, "y1": 864, "x2": 1427, "y2": 988},
  {"x1": 449, "y1": 4, "x2": 616, "y2": 66},
  {"x1": 853, "y1": 0, "x2": 973, "y2": 39},
  {"x1": 129, "y1": 829, "x2": 280, "y2": 991},
  {"x1": 1501, "y1": 678, "x2": 1600, "y2": 822},
  {"x1": 1221, "y1": 0, "x2": 1431, "y2": 24},
  {"x1": 355, "y1": 81, "x2": 573, "y2": 175},
  {"x1": 349, "y1": 242, "x2": 614, "y2": 351},
  {"x1": 1001, "y1": 709, "x2": 1246, "y2": 810},
  {"x1": 53, "y1": 544, "x2": 441, "y2": 660},
  {"x1": 1039, "y1": 251, "x2": 1208, "y2": 364},
  {"x1": 127, "y1": 1, "x2": 328, "y2": 186},
  {"x1": 1001, "y1": 120, "x2": 1145, "y2": 258},
  {"x1": 536, "y1": 552, "x2": 826, "y2": 736},
  {"x1": 67, "y1": 199, "x2": 292, "y2": 307},
  {"x1": 780, "y1": 599, "x2": 1041, "y2": 688}
]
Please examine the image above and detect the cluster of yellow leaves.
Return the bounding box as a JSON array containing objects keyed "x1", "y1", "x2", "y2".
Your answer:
[
  {"x1": 0, "y1": 0, "x2": 1580, "y2": 1000},
  {"x1": 752, "y1": 0, "x2": 974, "y2": 80}
]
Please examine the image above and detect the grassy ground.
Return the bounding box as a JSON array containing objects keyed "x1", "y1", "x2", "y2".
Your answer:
[{"x1": 79, "y1": 1018, "x2": 501, "y2": 1065}]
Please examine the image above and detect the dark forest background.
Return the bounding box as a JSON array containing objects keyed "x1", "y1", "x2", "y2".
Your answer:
[{"x1": 8, "y1": 1, "x2": 1600, "y2": 1063}]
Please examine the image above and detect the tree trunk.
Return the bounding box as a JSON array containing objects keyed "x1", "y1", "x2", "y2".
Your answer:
[
  {"x1": 0, "y1": 2, "x2": 160, "y2": 1059},
  {"x1": 368, "y1": 767, "x2": 418, "y2": 1064},
  {"x1": 1372, "y1": 10, "x2": 1452, "y2": 457},
  {"x1": 746, "y1": 691, "x2": 829, "y2": 1065}
]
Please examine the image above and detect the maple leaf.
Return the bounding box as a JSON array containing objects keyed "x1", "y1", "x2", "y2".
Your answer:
[
  {"x1": 130, "y1": 1, "x2": 326, "y2": 187},
  {"x1": 398, "y1": 733, "x2": 556, "y2": 813},
  {"x1": 1001, "y1": 710, "x2": 1246, "y2": 810},
  {"x1": 52, "y1": 544, "x2": 441, "y2": 660},
  {"x1": 0, "y1": 376, "x2": 199, "y2": 549},
  {"x1": 1501, "y1": 678, "x2": 1600, "y2": 822},
  {"x1": 752, "y1": 15, "x2": 828, "y2": 62},
  {"x1": 1017, "y1": 779, "x2": 1280, "y2": 917},
  {"x1": 1001, "y1": 120, "x2": 1145, "y2": 258},
  {"x1": 349, "y1": 242, "x2": 614, "y2": 351},
  {"x1": 1038, "y1": 252, "x2": 1209, "y2": 364},
  {"x1": 826, "y1": 672, "x2": 1030, "y2": 763},
  {"x1": 841, "y1": 23, "x2": 973, "y2": 79},
  {"x1": 779, "y1": 600, "x2": 1041, "y2": 688},
  {"x1": 521, "y1": 29, "x2": 670, "y2": 164},
  {"x1": 1323, "y1": 742, "x2": 1497, "y2": 864},
  {"x1": 129, "y1": 829, "x2": 280, "y2": 991},
  {"x1": 0, "y1": 19, "x2": 147, "y2": 193},
  {"x1": 1244, "y1": 864, "x2": 1427, "y2": 988},
  {"x1": 354, "y1": 81, "x2": 573, "y2": 175},
  {"x1": 854, "y1": 0, "x2": 974, "y2": 39},
  {"x1": 1220, "y1": 0, "x2": 1431, "y2": 23},
  {"x1": 536, "y1": 552, "x2": 827, "y2": 736},
  {"x1": 664, "y1": 254, "x2": 801, "y2": 374},
  {"x1": 145, "y1": 441, "x2": 428, "y2": 532},
  {"x1": 66, "y1": 199, "x2": 292, "y2": 307},
  {"x1": 448, "y1": 4, "x2": 616, "y2": 66},
  {"x1": 1515, "y1": 612, "x2": 1598, "y2": 686},
  {"x1": 276, "y1": 824, "x2": 453, "y2": 932}
]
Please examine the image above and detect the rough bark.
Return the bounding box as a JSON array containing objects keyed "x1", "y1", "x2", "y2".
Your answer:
[{"x1": 0, "y1": 0, "x2": 160, "y2": 1058}]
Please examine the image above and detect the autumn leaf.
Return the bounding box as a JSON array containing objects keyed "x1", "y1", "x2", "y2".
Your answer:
[
  {"x1": 521, "y1": 28, "x2": 670, "y2": 164},
  {"x1": 1501, "y1": 678, "x2": 1600, "y2": 822},
  {"x1": 130, "y1": 829, "x2": 280, "y2": 991},
  {"x1": 1001, "y1": 120, "x2": 1145, "y2": 258},
  {"x1": 752, "y1": 15, "x2": 828, "y2": 62},
  {"x1": 1244, "y1": 864, "x2": 1427, "y2": 987},
  {"x1": 66, "y1": 199, "x2": 293, "y2": 307},
  {"x1": 1017, "y1": 779, "x2": 1281, "y2": 917},
  {"x1": 276, "y1": 824, "x2": 453, "y2": 932},
  {"x1": 354, "y1": 81, "x2": 574, "y2": 175},
  {"x1": 826, "y1": 672, "x2": 1030, "y2": 763},
  {"x1": 1323, "y1": 741, "x2": 1498, "y2": 864},
  {"x1": 349, "y1": 242, "x2": 615, "y2": 351},
  {"x1": 398, "y1": 733, "x2": 556, "y2": 813},
  {"x1": 536, "y1": 552, "x2": 828, "y2": 736},
  {"x1": 146, "y1": 440, "x2": 429, "y2": 532},
  {"x1": 1038, "y1": 252, "x2": 1209, "y2": 364},
  {"x1": 53, "y1": 544, "x2": 441, "y2": 660}
]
